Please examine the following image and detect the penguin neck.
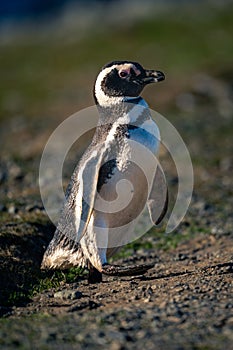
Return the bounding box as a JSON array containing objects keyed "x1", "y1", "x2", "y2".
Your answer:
[{"x1": 96, "y1": 96, "x2": 149, "y2": 126}]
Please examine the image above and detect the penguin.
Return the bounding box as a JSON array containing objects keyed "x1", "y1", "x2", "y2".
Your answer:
[{"x1": 41, "y1": 61, "x2": 168, "y2": 283}]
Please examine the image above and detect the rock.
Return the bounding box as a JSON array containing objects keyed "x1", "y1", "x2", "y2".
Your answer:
[
  {"x1": 8, "y1": 205, "x2": 17, "y2": 214},
  {"x1": 174, "y1": 253, "x2": 189, "y2": 261},
  {"x1": 53, "y1": 289, "x2": 82, "y2": 300}
]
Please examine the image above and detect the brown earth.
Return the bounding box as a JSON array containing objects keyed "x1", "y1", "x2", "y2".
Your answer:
[
  {"x1": 1, "y1": 232, "x2": 232, "y2": 350},
  {"x1": 0, "y1": 63, "x2": 232, "y2": 349}
]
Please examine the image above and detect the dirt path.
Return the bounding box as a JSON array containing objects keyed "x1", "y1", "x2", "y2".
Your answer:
[{"x1": 0, "y1": 63, "x2": 232, "y2": 349}]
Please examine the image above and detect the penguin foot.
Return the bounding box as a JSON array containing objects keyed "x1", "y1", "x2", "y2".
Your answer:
[
  {"x1": 102, "y1": 263, "x2": 154, "y2": 276},
  {"x1": 88, "y1": 264, "x2": 102, "y2": 284}
]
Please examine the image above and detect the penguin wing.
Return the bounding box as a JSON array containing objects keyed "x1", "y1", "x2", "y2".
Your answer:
[
  {"x1": 147, "y1": 163, "x2": 168, "y2": 225},
  {"x1": 41, "y1": 143, "x2": 108, "y2": 269},
  {"x1": 59, "y1": 143, "x2": 108, "y2": 242}
]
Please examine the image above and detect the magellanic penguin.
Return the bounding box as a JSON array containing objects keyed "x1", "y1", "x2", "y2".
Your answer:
[{"x1": 41, "y1": 61, "x2": 168, "y2": 283}]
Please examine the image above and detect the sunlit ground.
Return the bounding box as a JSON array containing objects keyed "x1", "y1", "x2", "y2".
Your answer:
[{"x1": 0, "y1": 1, "x2": 232, "y2": 311}]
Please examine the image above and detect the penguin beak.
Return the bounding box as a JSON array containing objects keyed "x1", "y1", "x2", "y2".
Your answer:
[{"x1": 142, "y1": 70, "x2": 165, "y2": 84}]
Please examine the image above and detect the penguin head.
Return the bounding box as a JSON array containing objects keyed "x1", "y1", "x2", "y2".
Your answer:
[{"x1": 94, "y1": 60, "x2": 165, "y2": 106}]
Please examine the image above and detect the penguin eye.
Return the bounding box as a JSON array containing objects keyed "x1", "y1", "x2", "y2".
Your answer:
[{"x1": 119, "y1": 70, "x2": 129, "y2": 78}]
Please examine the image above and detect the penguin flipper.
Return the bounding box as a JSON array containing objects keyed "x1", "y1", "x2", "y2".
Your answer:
[{"x1": 41, "y1": 143, "x2": 107, "y2": 269}]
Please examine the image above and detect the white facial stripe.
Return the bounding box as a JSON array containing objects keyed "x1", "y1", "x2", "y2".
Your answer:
[{"x1": 95, "y1": 65, "x2": 123, "y2": 107}]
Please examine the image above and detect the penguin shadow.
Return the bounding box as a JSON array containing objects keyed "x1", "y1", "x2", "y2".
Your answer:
[
  {"x1": 118, "y1": 261, "x2": 233, "y2": 282},
  {"x1": 116, "y1": 269, "x2": 193, "y2": 283}
]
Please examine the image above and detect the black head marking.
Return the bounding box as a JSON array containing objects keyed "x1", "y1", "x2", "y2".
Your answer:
[
  {"x1": 94, "y1": 60, "x2": 165, "y2": 106},
  {"x1": 100, "y1": 61, "x2": 146, "y2": 99}
]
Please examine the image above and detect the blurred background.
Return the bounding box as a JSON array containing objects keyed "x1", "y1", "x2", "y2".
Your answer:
[
  {"x1": 0, "y1": 0, "x2": 232, "y2": 308},
  {"x1": 0, "y1": 0, "x2": 232, "y2": 207}
]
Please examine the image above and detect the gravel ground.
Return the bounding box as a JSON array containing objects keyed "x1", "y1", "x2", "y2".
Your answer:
[
  {"x1": 0, "y1": 68, "x2": 232, "y2": 349},
  {"x1": 0, "y1": 233, "x2": 232, "y2": 350}
]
